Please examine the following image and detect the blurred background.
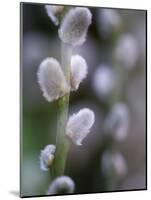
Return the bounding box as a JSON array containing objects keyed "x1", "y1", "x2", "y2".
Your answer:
[{"x1": 21, "y1": 3, "x2": 146, "y2": 197}]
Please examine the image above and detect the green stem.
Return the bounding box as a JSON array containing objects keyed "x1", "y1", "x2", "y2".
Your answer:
[
  {"x1": 103, "y1": 31, "x2": 123, "y2": 190},
  {"x1": 51, "y1": 42, "x2": 72, "y2": 180},
  {"x1": 103, "y1": 170, "x2": 116, "y2": 191}
]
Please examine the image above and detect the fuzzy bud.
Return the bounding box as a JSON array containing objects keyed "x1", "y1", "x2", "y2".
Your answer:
[
  {"x1": 47, "y1": 176, "x2": 75, "y2": 195},
  {"x1": 115, "y1": 34, "x2": 139, "y2": 69},
  {"x1": 92, "y1": 64, "x2": 115, "y2": 100},
  {"x1": 66, "y1": 108, "x2": 95, "y2": 145},
  {"x1": 104, "y1": 102, "x2": 130, "y2": 141},
  {"x1": 58, "y1": 7, "x2": 92, "y2": 46},
  {"x1": 101, "y1": 151, "x2": 127, "y2": 178},
  {"x1": 113, "y1": 152, "x2": 128, "y2": 177},
  {"x1": 45, "y1": 5, "x2": 64, "y2": 26},
  {"x1": 40, "y1": 144, "x2": 56, "y2": 171},
  {"x1": 70, "y1": 55, "x2": 88, "y2": 91},
  {"x1": 98, "y1": 9, "x2": 122, "y2": 38},
  {"x1": 37, "y1": 57, "x2": 69, "y2": 102}
]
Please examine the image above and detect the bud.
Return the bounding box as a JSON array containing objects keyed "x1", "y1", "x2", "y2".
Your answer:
[
  {"x1": 58, "y1": 7, "x2": 92, "y2": 46},
  {"x1": 47, "y1": 176, "x2": 75, "y2": 195},
  {"x1": 115, "y1": 33, "x2": 139, "y2": 69},
  {"x1": 45, "y1": 5, "x2": 64, "y2": 26},
  {"x1": 98, "y1": 9, "x2": 122, "y2": 38},
  {"x1": 70, "y1": 55, "x2": 88, "y2": 91},
  {"x1": 101, "y1": 151, "x2": 127, "y2": 178},
  {"x1": 40, "y1": 144, "x2": 56, "y2": 171},
  {"x1": 66, "y1": 108, "x2": 95, "y2": 145},
  {"x1": 92, "y1": 64, "x2": 115, "y2": 100},
  {"x1": 104, "y1": 102, "x2": 130, "y2": 141},
  {"x1": 113, "y1": 152, "x2": 128, "y2": 177},
  {"x1": 37, "y1": 57, "x2": 69, "y2": 102}
]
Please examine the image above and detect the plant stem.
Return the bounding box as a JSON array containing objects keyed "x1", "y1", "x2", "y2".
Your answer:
[
  {"x1": 51, "y1": 42, "x2": 72, "y2": 180},
  {"x1": 103, "y1": 32, "x2": 123, "y2": 190}
]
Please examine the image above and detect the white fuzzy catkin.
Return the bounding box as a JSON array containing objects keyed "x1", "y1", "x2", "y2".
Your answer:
[
  {"x1": 115, "y1": 33, "x2": 139, "y2": 69},
  {"x1": 58, "y1": 7, "x2": 92, "y2": 46},
  {"x1": 104, "y1": 102, "x2": 130, "y2": 141},
  {"x1": 98, "y1": 9, "x2": 121, "y2": 38},
  {"x1": 40, "y1": 144, "x2": 56, "y2": 171},
  {"x1": 113, "y1": 152, "x2": 128, "y2": 177},
  {"x1": 47, "y1": 176, "x2": 75, "y2": 195},
  {"x1": 101, "y1": 151, "x2": 127, "y2": 177},
  {"x1": 37, "y1": 57, "x2": 69, "y2": 102},
  {"x1": 66, "y1": 108, "x2": 95, "y2": 145},
  {"x1": 70, "y1": 55, "x2": 88, "y2": 91},
  {"x1": 92, "y1": 64, "x2": 115, "y2": 99},
  {"x1": 45, "y1": 5, "x2": 64, "y2": 26}
]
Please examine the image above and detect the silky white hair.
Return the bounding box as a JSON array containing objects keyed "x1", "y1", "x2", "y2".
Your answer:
[
  {"x1": 37, "y1": 57, "x2": 69, "y2": 102},
  {"x1": 101, "y1": 151, "x2": 127, "y2": 177},
  {"x1": 70, "y1": 55, "x2": 88, "y2": 91},
  {"x1": 47, "y1": 176, "x2": 75, "y2": 195},
  {"x1": 58, "y1": 7, "x2": 92, "y2": 46},
  {"x1": 115, "y1": 33, "x2": 139, "y2": 69},
  {"x1": 66, "y1": 108, "x2": 95, "y2": 145},
  {"x1": 92, "y1": 64, "x2": 115, "y2": 99},
  {"x1": 104, "y1": 102, "x2": 130, "y2": 141},
  {"x1": 98, "y1": 9, "x2": 121, "y2": 38},
  {"x1": 40, "y1": 144, "x2": 56, "y2": 171},
  {"x1": 45, "y1": 5, "x2": 64, "y2": 26}
]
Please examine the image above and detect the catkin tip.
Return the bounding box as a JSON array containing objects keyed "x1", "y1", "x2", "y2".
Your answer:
[
  {"x1": 66, "y1": 108, "x2": 95, "y2": 145},
  {"x1": 58, "y1": 7, "x2": 92, "y2": 46}
]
